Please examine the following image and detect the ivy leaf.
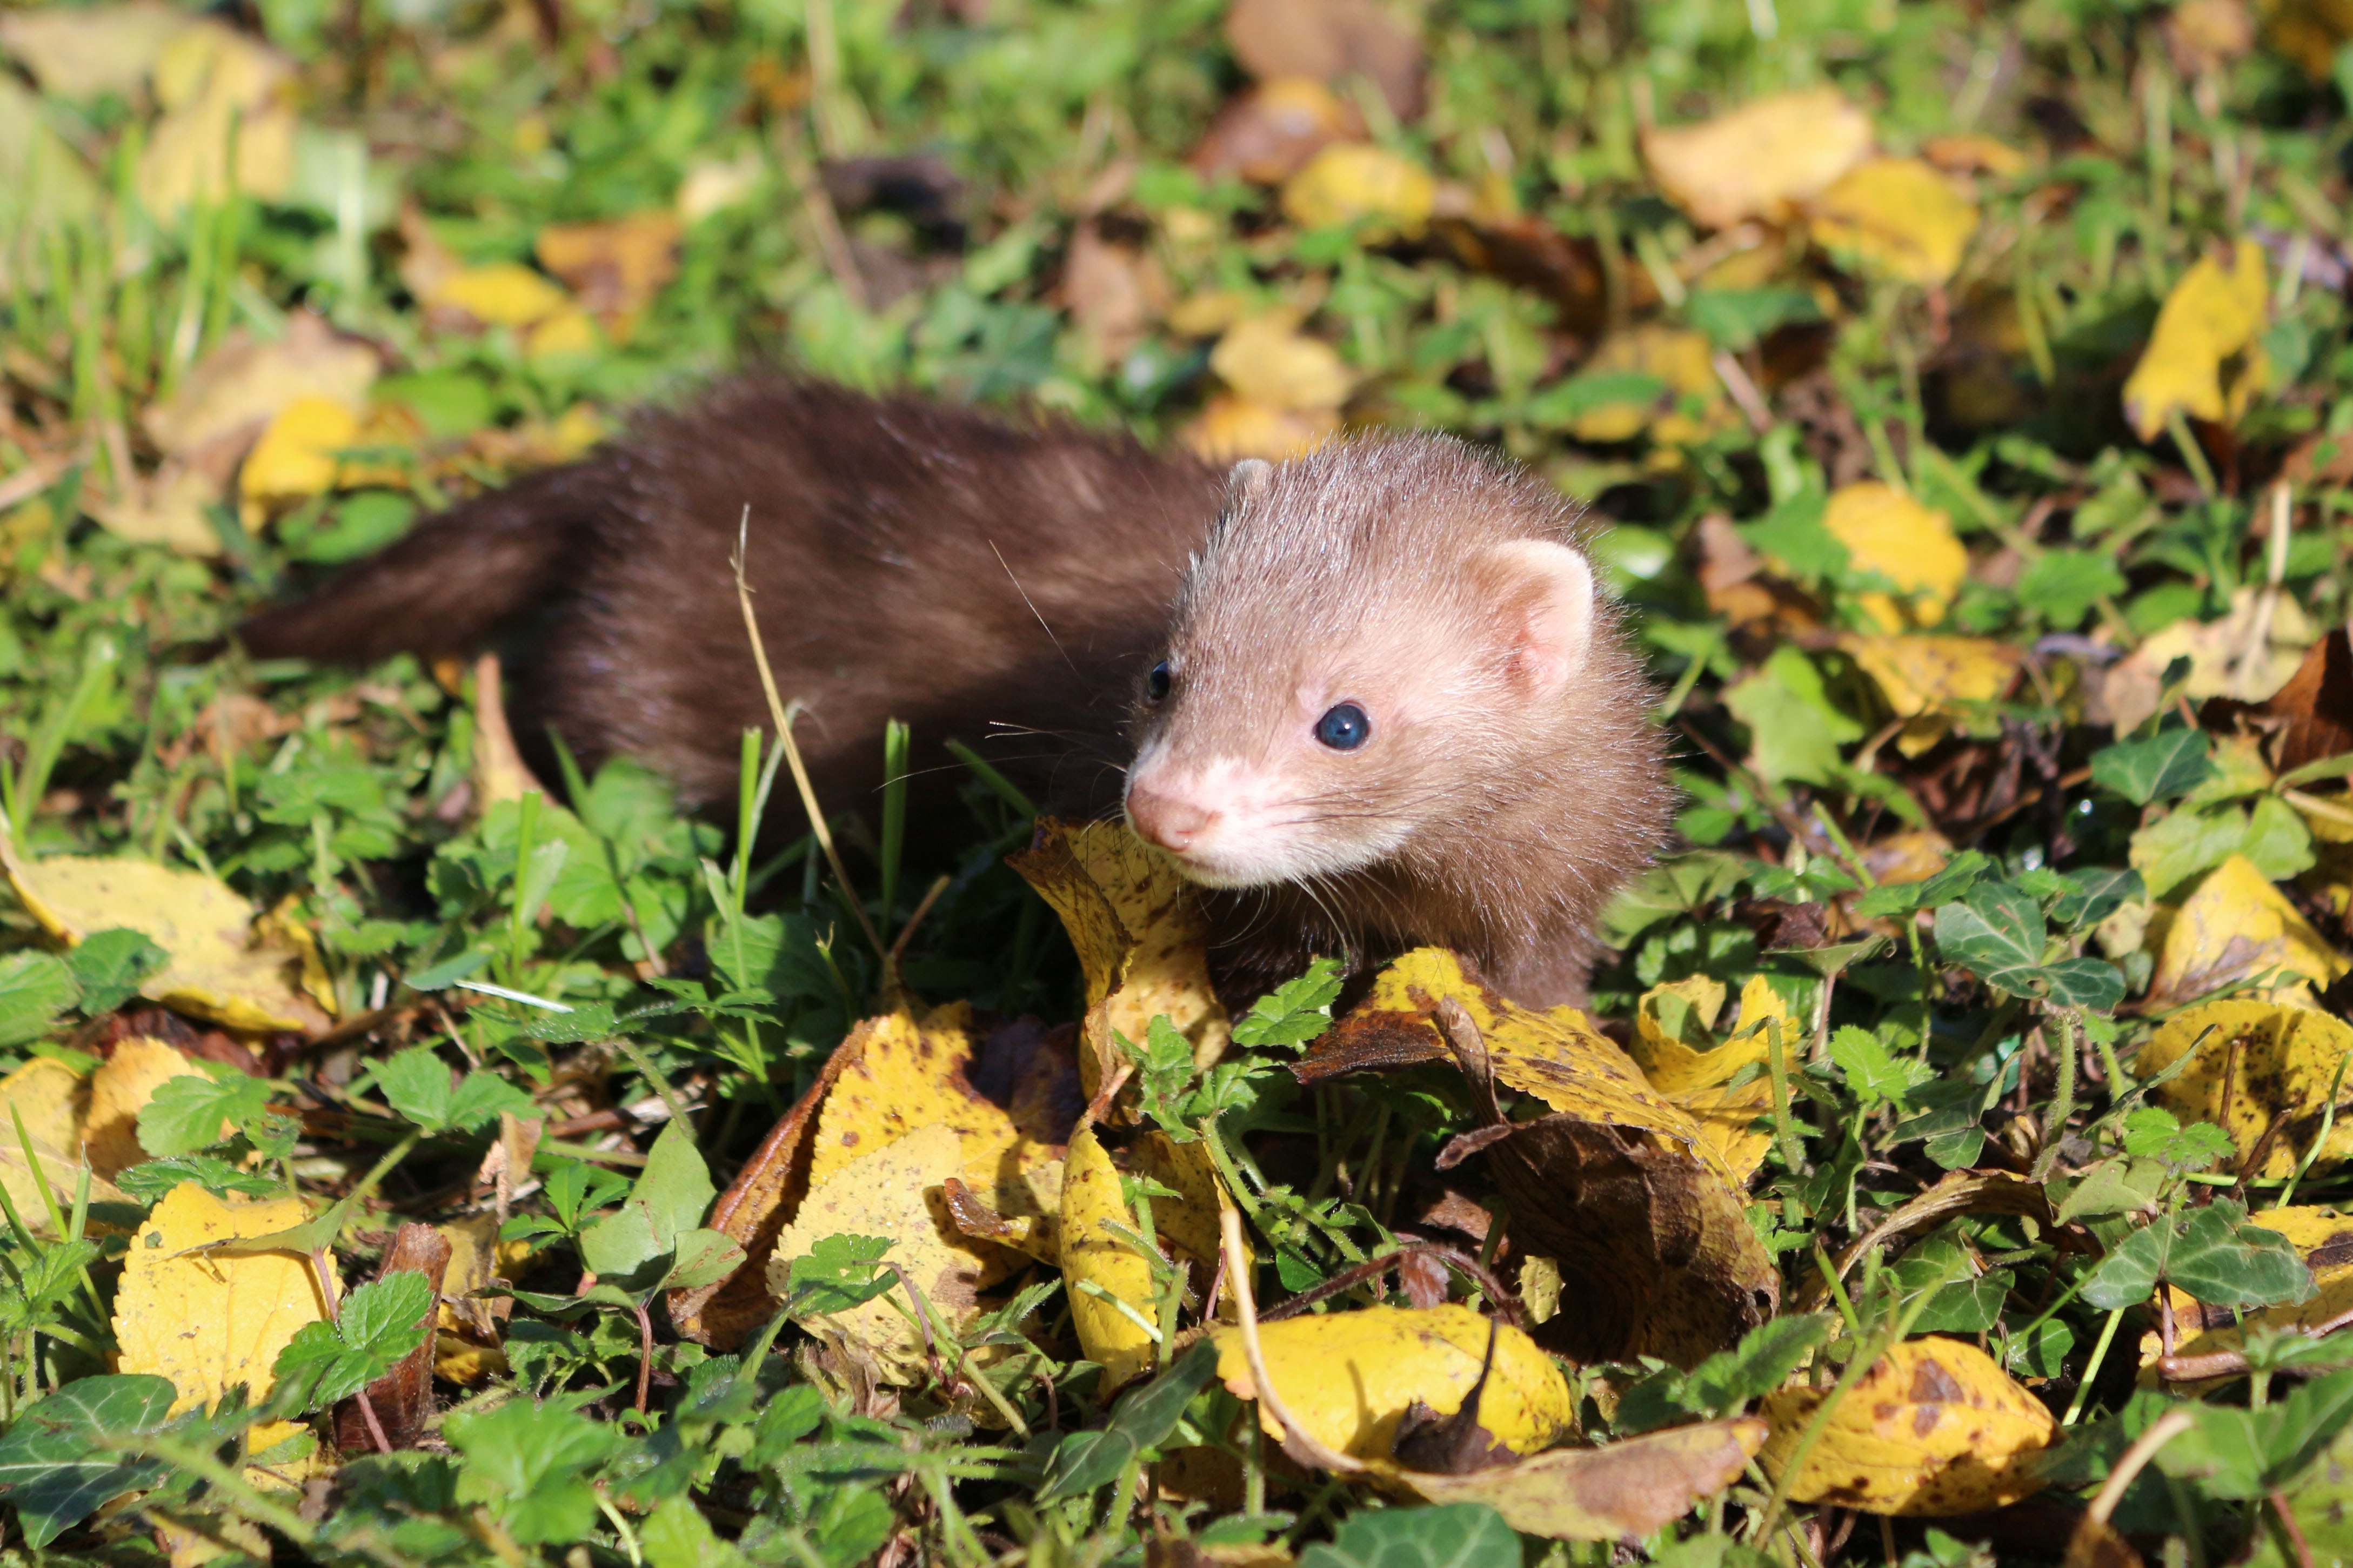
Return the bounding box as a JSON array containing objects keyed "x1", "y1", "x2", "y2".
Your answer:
[
  {"x1": 2043, "y1": 868, "x2": 2146, "y2": 933},
  {"x1": 2091, "y1": 728, "x2": 2217, "y2": 806},
  {"x1": 137, "y1": 1063, "x2": 275, "y2": 1156},
  {"x1": 2035, "y1": 956, "x2": 2126, "y2": 1010},
  {"x1": 1039, "y1": 1338, "x2": 1220, "y2": 1501},
  {"x1": 784, "y1": 1234, "x2": 898, "y2": 1315},
  {"x1": 1231, "y1": 957, "x2": 1347, "y2": 1050},
  {"x1": 1850, "y1": 850, "x2": 1990, "y2": 919},
  {"x1": 2084, "y1": 1200, "x2": 2315, "y2": 1311},
  {"x1": 63, "y1": 929, "x2": 167, "y2": 1016},
  {"x1": 0, "y1": 1373, "x2": 177, "y2": 1546},
  {"x1": 1933, "y1": 881, "x2": 2045, "y2": 983},
  {"x1": 1295, "y1": 1502, "x2": 1520, "y2": 1568}
]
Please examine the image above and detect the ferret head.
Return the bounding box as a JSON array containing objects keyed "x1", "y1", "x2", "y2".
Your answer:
[{"x1": 1123, "y1": 435, "x2": 1615, "y2": 893}]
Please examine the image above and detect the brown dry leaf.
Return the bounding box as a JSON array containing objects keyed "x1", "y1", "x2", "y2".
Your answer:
[
  {"x1": 144, "y1": 314, "x2": 380, "y2": 463},
  {"x1": 1190, "y1": 76, "x2": 1363, "y2": 185},
  {"x1": 2168, "y1": 0, "x2": 2257, "y2": 72},
  {"x1": 1224, "y1": 0, "x2": 1423, "y2": 120},
  {"x1": 1208, "y1": 315, "x2": 1356, "y2": 413},
  {"x1": 2102, "y1": 586, "x2": 2315, "y2": 732},
  {"x1": 536, "y1": 211, "x2": 680, "y2": 340},
  {"x1": 1180, "y1": 396, "x2": 1341, "y2": 462},
  {"x1": 1009, "y1": 817, "x2": 1229, "y2": 1104},
  {"x1": 1804, "y1": 157, "x2": 1980, "y2": 287},
  {"x1": 86, "y1": 1035, "x2": 218, "y2": 1178},
  {"x1": 2135, "y1": 1000, "x2": 2353, "y2": 1177},
  {"x1": 0, "y1": 1, "x2": 206, "y2": 98},
  {"x1": 2122, "y1": 238, "x2": 2269, "y2": 440},
  {"x1": 136, "y1": 23, "x2": 294, "y2": 212},
  {"x1": 1822, "y1": 481, "x2": 1969, "y2": 632},
  {"x1": 1299, "y1": 949, "x2": 1778, "y2": 1365},
  {"x1": 673, "y1": 1009, "x2": 1079, "y2": 1349},
  {"x1": 1398, "y1": 1418, "x2": 1767, "y2": 1540},
  {"x1": 1921, "y1": 135, "x2": 2030, "y2": 178},
  {"x1": 1279, "y1": 143, "x2": 1436, "y2": 238},
  {"x1": 1759, "y1": 1337, "x2": 2057, "y2": 1515},
  {"x1": 766, "y1": 1122, "x2": 1005, "y2": 1384},
  {"x1": 1841, "y1": 634, "x2": 2023, "y2": 756},
  {"x1": 1211, "y1": 1304, "x2": 1574, "y2": 1461},
  {"x1": 2147, "y1": 854, "x2": 2348, "y2": 1001},
  {"x1": 1, "y1": 847, "x2": 331, "y2": 1034},
  {"x1": 332, "y1": 1222, "x2": 449, "y2": 1454},
  {"x1": 1642, "y1": 88, "x2": 1875, "y2": 230},
  {"x1": 1065, "y1": 221, "x2": 1170, "y2": 363},
  {"x1": 2203, "y1": 627, "x2": 2353, "y2": 777},
  {"x1": 114, "y1": 1183, "x2": 330, "y2": 1413}
]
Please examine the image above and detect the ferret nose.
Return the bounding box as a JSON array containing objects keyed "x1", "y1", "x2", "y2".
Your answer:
[{"x1": 1127, "y1": 781, "x2": 1215, "y2": 851}]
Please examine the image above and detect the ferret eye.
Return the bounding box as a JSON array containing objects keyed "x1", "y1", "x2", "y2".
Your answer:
[
  {"x1": 1315, "y1": 703, "x2": 1371, "y2": 751},
  {"x1": 1146, "y1": 660, "x2": 1173, "y2": 702}
]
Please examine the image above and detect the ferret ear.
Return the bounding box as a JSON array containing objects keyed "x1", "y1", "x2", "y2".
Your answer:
[
  {"x1": 1226, "y1": 458, "x2": 1274, "y2": 504},
  {"x1": 1485, "y1": 539, "x2": 1595, "y2": 696}
]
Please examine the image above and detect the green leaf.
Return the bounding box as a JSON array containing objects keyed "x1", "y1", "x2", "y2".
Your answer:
[
  {"x1": 0, "y1": 1374, "x2": 176, "y2": 1546},
  {"x1": 1827, "y1": 1025, "x2": 1930, "y2": 1109},
  {"x1": 577, "y1": 1121, "x2": 716, "y2": 1290},
  {"x1": 2084, "y1": 1199, "x2": 2315, "y2": 1311},
  {"x1": 1600, "y1": 852, "x2": 1752, "y2": 947},
  {"x1": 447, "y1": 1393, "x2": 621, "y2": 1546},
  {"x1": 2156, "y1": 1367, "x2": 2353, "y2": 1500},
  {"x1": 2092, "y1": 728, "x2": 2217, "y2": 805},
  {"x1": 663, "y1": 1227, "x2": 746, "y2": 1292},
  {"x1": 785, "y1": 1234, "x2": 899, "y2": 1315},
  {"x1": 1850, "y1": 850, "x2": 1990, "y2": 919},
  {"x1": 2121, "y1": 1107, "x2": 2235, "y2": 1170},
  {"x1": 1231, "y1": 957, "x2": 1347, "y2": 1049},
  {"x1": 63, "y1": 928, "x2": 166, "y2": 1016},
  {"x1": 1684, "y1": 286, "x2": 1824, "y2": 351},
  {"x1": 1932, "y1": 881, "x2": 2045, "y2": 983},
  {"x1": 641, "y1": 1495, "x2": 751, "y2": 1568},
  {"x1": 1620, "y1": 1314, "x2": 1833, "y2": 1434},
  {"x1": 1295, "y1": 1502, "x2": 1519, "y2": 1568},
  {"x1": 0, "y1": 951, "x2": 78, "y2": 1049},
  {"x1": 2016, "y1": 551, "x2": 2127, "y2": 630},
  {"x1": 137, "y1": 1063, "x2": 275, "y2": 1157},
  {"x1": 1722, "y1": 646, "x2": 1862, "y2": 787},
  {"x1": 2036, "y1": 956, "x2": 2125, "y2": 1010},
  {"x1": 271, "y1": 1270, "x2": 435, "y2": 1414},
  {"x1": 1039, "y1": 1338, "x2": 1220, "y2": 1501},
  {"x1": 2044, "y1": 868, "x2": 2145, "y2": 933}
]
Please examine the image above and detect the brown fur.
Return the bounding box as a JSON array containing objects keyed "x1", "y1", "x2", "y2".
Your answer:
[{"x1": 240, "y1": 378, "x2": 1670, "y2": 1004}]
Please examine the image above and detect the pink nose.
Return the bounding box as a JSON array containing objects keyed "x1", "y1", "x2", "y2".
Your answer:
[{"x1": 1127, "y1": 781, "x2": 1215, "y2": 850}]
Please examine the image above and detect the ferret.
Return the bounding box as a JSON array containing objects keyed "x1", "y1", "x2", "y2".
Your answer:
[{"x1": 239, "y1": 377, "x2": 1670, "y2": 1006}]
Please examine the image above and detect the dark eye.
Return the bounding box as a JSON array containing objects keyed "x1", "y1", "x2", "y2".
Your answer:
[
  {"x1": 1314, "y1": 703, "x2": 1371, "y2": 751},
  {"x1": 1146, "y1": 660, "x2": 1172, "y2": 702}
]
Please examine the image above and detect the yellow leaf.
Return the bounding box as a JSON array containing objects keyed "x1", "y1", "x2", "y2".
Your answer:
[
  {"x1": 1629, "y1": 974, "x2": 1786, "y2": 1185},
  {"x1": 238, "y1": 395, "x2": 362, "y2": 518},
  {"x1": 525, "y1": 307, "x2": 601, "y2": 360},
  {"x1": 1559, "y1": 326, "x2": 1730, "y2": 446},
  {"x1": 113, "y1": 1183, "x2": 330, "y2": 1413},
  {"x1": 86, "y1": 1036, "x2": 221, "y2": 1178},
  {"x1": 1209, "y1": 314, "x2": 1356, "y2": 413},
  {"x1": 1822, "y1": 481, "x2": 1968, "y2": 632},
  {"x1": 1211, "y1": 1304, "x2": 1575, "y2": 1461},
  {"x1": 2149, "y1": 855, "x2": 2348, "y2": 1001},
  {"x1": 807, "y1": 1002, "x2": 1066, "y2": 1259},
  {"x1": 677, "y1": 151, "x2": 768, "y2": 224},
  {"x1": 425, "y1": 262, "x2": 573, "y2": 329},
  {"x1": 143, "y1": 314, "x2": 380, "y2": 460},
  {"x1": 1, "y1": 848, "x2": 331, "y2": 1034},
  {"x1": 1861, "y1": 829, "x2": 1958, "y2": 887},
  {"x1": 1180, "y1": 395, "x2": 1340, "y2": 462},
  {"x1": 1642, "y1": 88, "x2": 1875, "y2": 230},
  {"x1": 135, "y1": 24, "x2": 294, "y2": 212},
  {"x1": 0, "y1": 1, "x2": 207, "y2": 98},
  {"x1": 2135, "y1": 1000, "x2": 2353, "y2": 1176},
  {"x1": 1841, "y1": 634, "x2": 2022, "y2": 756},
  {"x1": 1398, "y1": 1418, "x2": 1767, "y2": 1540},
  {"x1": 1806, "y1": 157, "x2": 1980, "y2": 287},
  {"x1": 766, "y1": 1122, "x2": 1000, "y2": 1385},
  {"x1": 88, "y1": 464, "x2": 228, "y2": 556},
  {"x1": 434, "y1": 1214, "x2": 511, "y2": 1384},
  {"x1": 1061, "y1": 1122, "x2": 1163, "y2": 1394},
  {"x1": 2100, "y1": 584, "x2": 2315, "y2": 732},
  {"x1": 1279, "y1": 143, "x2": 1438, "y2": 238},
  {"x1": 537, "y1": 211, "x2": 682, "y2": 338},
  {"x1": 2123, "y1": 238, "x2": 2269, "y2": 440},
  {"x1": 0, "y1": 1056, "x2": 115, "y2": 1227},
  {"x1": 1010, "y1": 819, "x2": 1230, "y2": 1105},
  {"x1": 1760, "y1": 1337, "x2": 2057, "y2": 1515}
]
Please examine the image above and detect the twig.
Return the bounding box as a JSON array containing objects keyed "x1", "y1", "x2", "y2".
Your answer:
[
  {"x1": 731, "y1": 510, "x2": 887, "y2": 964},
  {"x1": 2063, "y1": 1410, "x2": 2194, "y2": 1562},
  {"x1": 1220, "y1": 1205, "x2": 1363, "y2": 1474},
  {"x1": 887, "y1": 874, "x2": 953, "y2": 967}
]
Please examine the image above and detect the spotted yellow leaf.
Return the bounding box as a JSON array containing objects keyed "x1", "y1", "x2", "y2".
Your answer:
[
  {"x1": 2148, "y1": 854, "x2": 2348, "y2": 1001},
  {"x1": 2136, "y1": 1000, "x2": 2353, "y2": 1177},
  {"x1": 113, "y1": 1183, "x2": 329, "y2": 1413},
  {"x1": 1760, "y1": 1337, "x2": 2056, "y2": 1515}
]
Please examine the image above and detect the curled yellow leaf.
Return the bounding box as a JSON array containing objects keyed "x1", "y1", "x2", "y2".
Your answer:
[{"x1": 2123, "y1": 238, "x2": 2269, "y2": 440}]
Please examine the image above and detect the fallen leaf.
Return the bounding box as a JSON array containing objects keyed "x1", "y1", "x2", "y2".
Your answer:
[
  {"x1": 1862, "y1": 830, "x2": 1960, "y2": 887},
  {"x1": 144, "y1": 314, "x2": 380, "y2": 461},
  {"x1": 766, "y1": 1122, "x2": 1002, "y2": 1384},
  {"x1": 1, "y1": 848, "x2": 331, "y2": 1034},
  {"x1": 1062, "y1": 1122, "x2": 1164, "y2": 1393},
  {"x1": 1822, "y1": 482, "x2": 1969, "y2": 632},
  {"x1": 0, "y1": 81, "x2": 102, "y2": 293},
  {"x1": 1065, "y1": 220, "x2": 1170, "y2": 362},
  {"x1": 1398, "y1": 1418, "x2": 1767, "y2": 1540},
  {"x1": 1211, "y1": 1304, "x2": 1574, "y2": 1461},
  {"x1": 1208, "y1": 315, "x2": 1356, "y2": 413},
  {"x1": 0, "y1": 0, "x2": 205, "y2": 98},
  {"x1": 1298, "y1": 950, "x2": 1778, "y2": 1365},
  {"x1": 1805, "y1": 157, "x2": 1979, "y2": 287},
  {"x1": 332, "y1": 1222, "x2": 449, "y2": 1454},
  {"x1": 2167, "y1": 0, "x2": 2256, "y2": 73},
  {"x1": 536, "y1": 212, "x2": 680, "y2": 340},
  {"x1": 2202, "y1": 628, "x2": 2353, "y2": 777},
  {"x1": 88, "y1": 465, "x2": 228, "y2": 556},
  {"x1": 136, "y1": 23, "x2": 294, "y2": 212},
  {"x1": 525, "y1": 309, "x2": 601, "y2": 361},
  {"x1": 425, "y1": 263, "x2": 573, "y2": 330},
  {"x1": 1841, "y1": 634, "x2": 2023, "y2": 756},
  {"x1": 1921, "y1": 135, "x2": 2030, "y2": 177},
  {"x1": 237, "y1": 396, "x2": 374, "y2": 522},
  {"x1": 0, "y1": 1056, "x2": 109, "y2": 1225},
  {"x1": 2122, "y1": 238, "x2": 2269, "y2": 440},
  {"x1": 1642, "y1": 88, "x2": 1875, "y2": 231},
  {"x1": 1626, "y1": 973, "x2": 1788, "y2": 1184},
  {"x1": 85, "y1": 1035, "x2": 216, "y2": 1178},
  {"x1": 1280, "y1": 143, "x2": 1437, "y2": 238},
  {"x1": 1010, "y1": 818, "x2": 1229, "y2": 1104},
  {"x1": 113, "y1": 1183, "x2": 329, "y2": 1413},
  {"x1": 433, "y1": 1214, "x2": 511, "y2": 1384},
  {"x1": 1224, "y1": 0, "x2": 1424, "y2": 120},
  {"x1": 2103, "y1": 585, "x2": 2315, "y2": 732},
  {"x1": 2147, "y1": 854, "x2": 2348, "y2": 1001},
  {"x1": 1180, "y1": 396, "x2": 1342, "y2": 462},
  {"x1": 1538, "y1": 325, "x2": 1730, "y2": 446},
  {"x1": 1190, "y1": 77, "x2": 1363, "y2": 185},
  {"x1": 1759, "y1": 1337, "x2": 2057, "y2": 1515},
  {"x1": 676, "y1": 150, "x2": 768, "y2": 223},
  {"x1": 2135, "y1": 1000, "x2": 2353, "y2": 1177}
]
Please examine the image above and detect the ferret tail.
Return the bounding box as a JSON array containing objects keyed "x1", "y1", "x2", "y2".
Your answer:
[{"x1": 237, "y1": 467, "x2": 592, "y2": 664}]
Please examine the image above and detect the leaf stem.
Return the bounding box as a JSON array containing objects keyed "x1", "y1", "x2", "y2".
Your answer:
[{"x1": 2031, "y1": 1008, "x2": 2080, "y2": 1182}]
